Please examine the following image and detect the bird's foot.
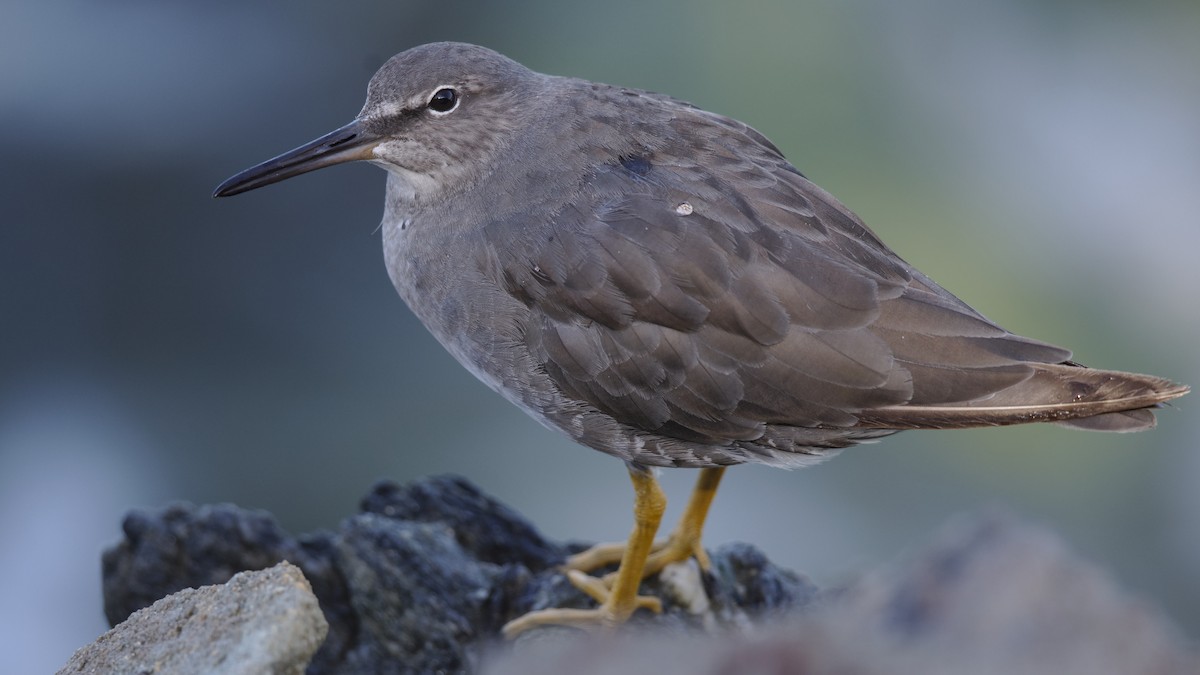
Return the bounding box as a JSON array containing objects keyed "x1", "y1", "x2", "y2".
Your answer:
[
  {"x1": 503, "y1": 467, "x2": 723, "y2": 639},
  {"x1": 643, "y1": 531, "x2": 712, "y2": 577},
  {"x1": 565, "y1": 530, "x2": 709, "y2": 589},
  {"x1": 563, "y1": 538, "x2": 668, "y2": 574},
  {"x1": 501, "y1": 569, "x2": 662, "y2": 638},
  {"x1": 564, "y1": 569, "x2": 663, "y2": 611}
]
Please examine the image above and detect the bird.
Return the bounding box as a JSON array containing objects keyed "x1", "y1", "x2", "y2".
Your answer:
[{"x1": 214, "y1": 42, "x2": 1189, "y2": 636}]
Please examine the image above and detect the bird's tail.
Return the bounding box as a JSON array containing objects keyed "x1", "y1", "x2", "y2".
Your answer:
[{"x1": 858, "y1": 363, "x2": 1189, "y2": 432}]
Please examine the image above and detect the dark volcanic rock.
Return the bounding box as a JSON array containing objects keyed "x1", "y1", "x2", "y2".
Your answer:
[
  {"x1": 98, "y1": 477, "x2": 1195, "y2": 674},
  {"x1": 360, "y1": 475, "x2": 564, "y2": 570},
  {"x1": 102, "y1": 501, "x2": 316, "y2": 625},
  {"x1": 101, "y1": 475, "x2": 812, "y2": 674}
]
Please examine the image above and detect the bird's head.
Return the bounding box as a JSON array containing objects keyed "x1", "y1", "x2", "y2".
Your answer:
[{"x1": 214, "y1": 42, "x2": 538, "y2": 203}]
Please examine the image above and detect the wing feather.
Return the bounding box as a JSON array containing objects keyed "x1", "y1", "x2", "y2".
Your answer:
[{"x1": 481, "y1": 98, "x2": 1179, "y2": 461}]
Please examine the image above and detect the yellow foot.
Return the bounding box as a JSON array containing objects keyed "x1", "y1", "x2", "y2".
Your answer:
[
  {"x1": 561, "y1": 540, "x2": 624, "y2": 572},
  {"x1": 563, "y1": 539, "x2": 665, "y2": 572},
  {"x1": 501, "y1": 606, "x2": 635, "y2": 637},
  {"x1": 502, "y1": 467, "x2": 725, "y2": 639},
  {"x1": 565, "y1": 533, "x2": 707, "y2": 589},
  {"x1": 501, "y1": 570, "x2": 662, "y2": 638},
  {"x1": 564, "y1": 569, "x2": 662, "y2": 613},
  {"x1": 642, "y1": 531, "x2": 712, "y2": 576},
  {"x1": 565, "y1": 467, "x2": 726, "y2": 587}
]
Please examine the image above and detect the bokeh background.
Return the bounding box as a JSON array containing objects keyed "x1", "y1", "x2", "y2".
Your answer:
[{"x1": 3, "y1": 0, "x2": 1198, "y2": 670}]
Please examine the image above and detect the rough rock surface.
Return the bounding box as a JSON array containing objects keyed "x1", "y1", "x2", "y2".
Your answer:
[
  {"x1": 100, "y1": 475, "x2": 816, "y2": 673},
  {"x1": 60, "y1": 561, "x2": 326, "y2": 675},
  {"x1": 93, "y1": 475, "x2": 1196, "y2": 674}
]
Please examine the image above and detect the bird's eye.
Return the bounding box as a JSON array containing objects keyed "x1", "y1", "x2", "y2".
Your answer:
[{"x1": 427, "y1": 87, "x2": 459, "y2": 114}]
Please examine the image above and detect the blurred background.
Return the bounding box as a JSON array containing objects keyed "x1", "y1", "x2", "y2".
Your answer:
[{"x1": 2, "y1": 0, "x2": 1198, "y2": 670}]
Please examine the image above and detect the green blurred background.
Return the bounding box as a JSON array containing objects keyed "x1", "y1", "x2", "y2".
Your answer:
[{"x1": 2, "y1": 0, "x2": 1197, "y2": 670}]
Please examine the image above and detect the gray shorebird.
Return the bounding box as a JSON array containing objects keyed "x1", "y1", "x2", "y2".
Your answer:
[{"x1": 214, "y1": 42, "x2": 1189, "y2": 635}]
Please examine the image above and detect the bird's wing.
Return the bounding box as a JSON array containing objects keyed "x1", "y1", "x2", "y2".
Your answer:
[{"x1": 483, "y1": 111, "x2": 1072, "y2": 445}]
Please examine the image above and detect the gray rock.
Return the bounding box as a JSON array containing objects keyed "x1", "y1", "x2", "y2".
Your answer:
[
  {"x1": 60, "y1": 561, "x2": 326, "y2": 675},
  {"x1": 102, "y1": 475, "x2": 812, "y2": 674},
  {"x1": 816, "y1": 512, "x2": 1197, "y2": 675},
  {"x1": 97, "y1": 477, "x2": 1195, "y2": 674}
]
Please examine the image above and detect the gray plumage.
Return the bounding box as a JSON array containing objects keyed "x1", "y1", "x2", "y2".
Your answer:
[{"x1": 216, "y1": 42, "x2": 1188, "y2": 470}]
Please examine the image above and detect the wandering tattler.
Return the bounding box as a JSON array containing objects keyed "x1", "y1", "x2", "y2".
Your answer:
[{"x1": 214, "y1": 42, "x2": 1189, "y2": 635}]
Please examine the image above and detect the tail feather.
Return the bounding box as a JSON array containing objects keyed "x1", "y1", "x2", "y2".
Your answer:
[
  {"x1": 1055, "y1": 408, "x2": 1157, "y2": 433},
  {"x1": 858, "y1": 363, "x2": 1189, "y2": 432}
]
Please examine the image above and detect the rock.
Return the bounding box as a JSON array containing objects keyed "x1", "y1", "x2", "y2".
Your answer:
[
  {"x1": 59, "y1": 561, "x2": 326, "y2": 675},
  {"x1": 333, "y1": 514, "x2": 500, "y2": 672},
  {"x1": 101, "y1": 502, "x2": 316, "y2": 627},
  {"x1": 360, "y1": 476, "x2": 563, "y2": 570},
  {"x1": 94, "y1": 477, "x2": 1196, "y2": 674},
  {"x1": 487, "y1": 512, "x2": 1200, "y2": 675},
  {"x1": 100, "y1": 475, "x2": 812, "y2": 674},
  {"x1": 815, "y1": 512, "x2": 1197, "y2": 674}
]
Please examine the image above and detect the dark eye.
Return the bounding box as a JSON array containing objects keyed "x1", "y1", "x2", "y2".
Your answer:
[{"x1": 427, "y1": 87, "x2": 459, "y2": 114}]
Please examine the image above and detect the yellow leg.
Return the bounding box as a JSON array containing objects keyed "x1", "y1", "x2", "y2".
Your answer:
[
  {"x1": 502, "y1": 465, "x2": 668, "y2": 637},
  {"x1": 561, "y1": 466, "x2": 726, "y2": 591},
  {"x1": 641, "y1": 466, "x2": 725, "y2": 576},
  {"x1": 563, "y1": 467, "x2": 726, "y2": 577}
]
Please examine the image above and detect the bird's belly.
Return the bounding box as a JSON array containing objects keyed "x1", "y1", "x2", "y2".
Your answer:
[{"x1": 409, "y1": 287, "x2": 583, "y2": 443}]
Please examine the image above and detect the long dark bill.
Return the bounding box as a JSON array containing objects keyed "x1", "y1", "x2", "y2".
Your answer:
[{"x1": 213, "y1": 119, "x2": 379, "y2": 197}]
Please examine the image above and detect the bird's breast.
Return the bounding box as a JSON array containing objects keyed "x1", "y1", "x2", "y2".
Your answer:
[{"x1": 381, "y1": 203, "x2": 553, "y2": 417}]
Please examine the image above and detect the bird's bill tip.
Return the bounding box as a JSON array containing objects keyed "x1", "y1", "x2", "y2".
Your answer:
[{"x1": 212, "y1": 119, "x2": 379, "y2": 198}]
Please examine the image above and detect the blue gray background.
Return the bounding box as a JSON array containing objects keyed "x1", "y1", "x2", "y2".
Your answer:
[{"x1": 2, "y1": 1, "x2": 1198, "y2": 670}]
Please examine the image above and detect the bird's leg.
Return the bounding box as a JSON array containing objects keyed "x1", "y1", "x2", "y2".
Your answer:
[
  {"x1": 502, "y1": 464, "x2": 666, "y2": 637},
  {"x1": 564, "y1": 466, "x2": 726, "y2": 585},
  {"x1": 639, "y1": 466, "x2": 725, "y2": 576}
]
